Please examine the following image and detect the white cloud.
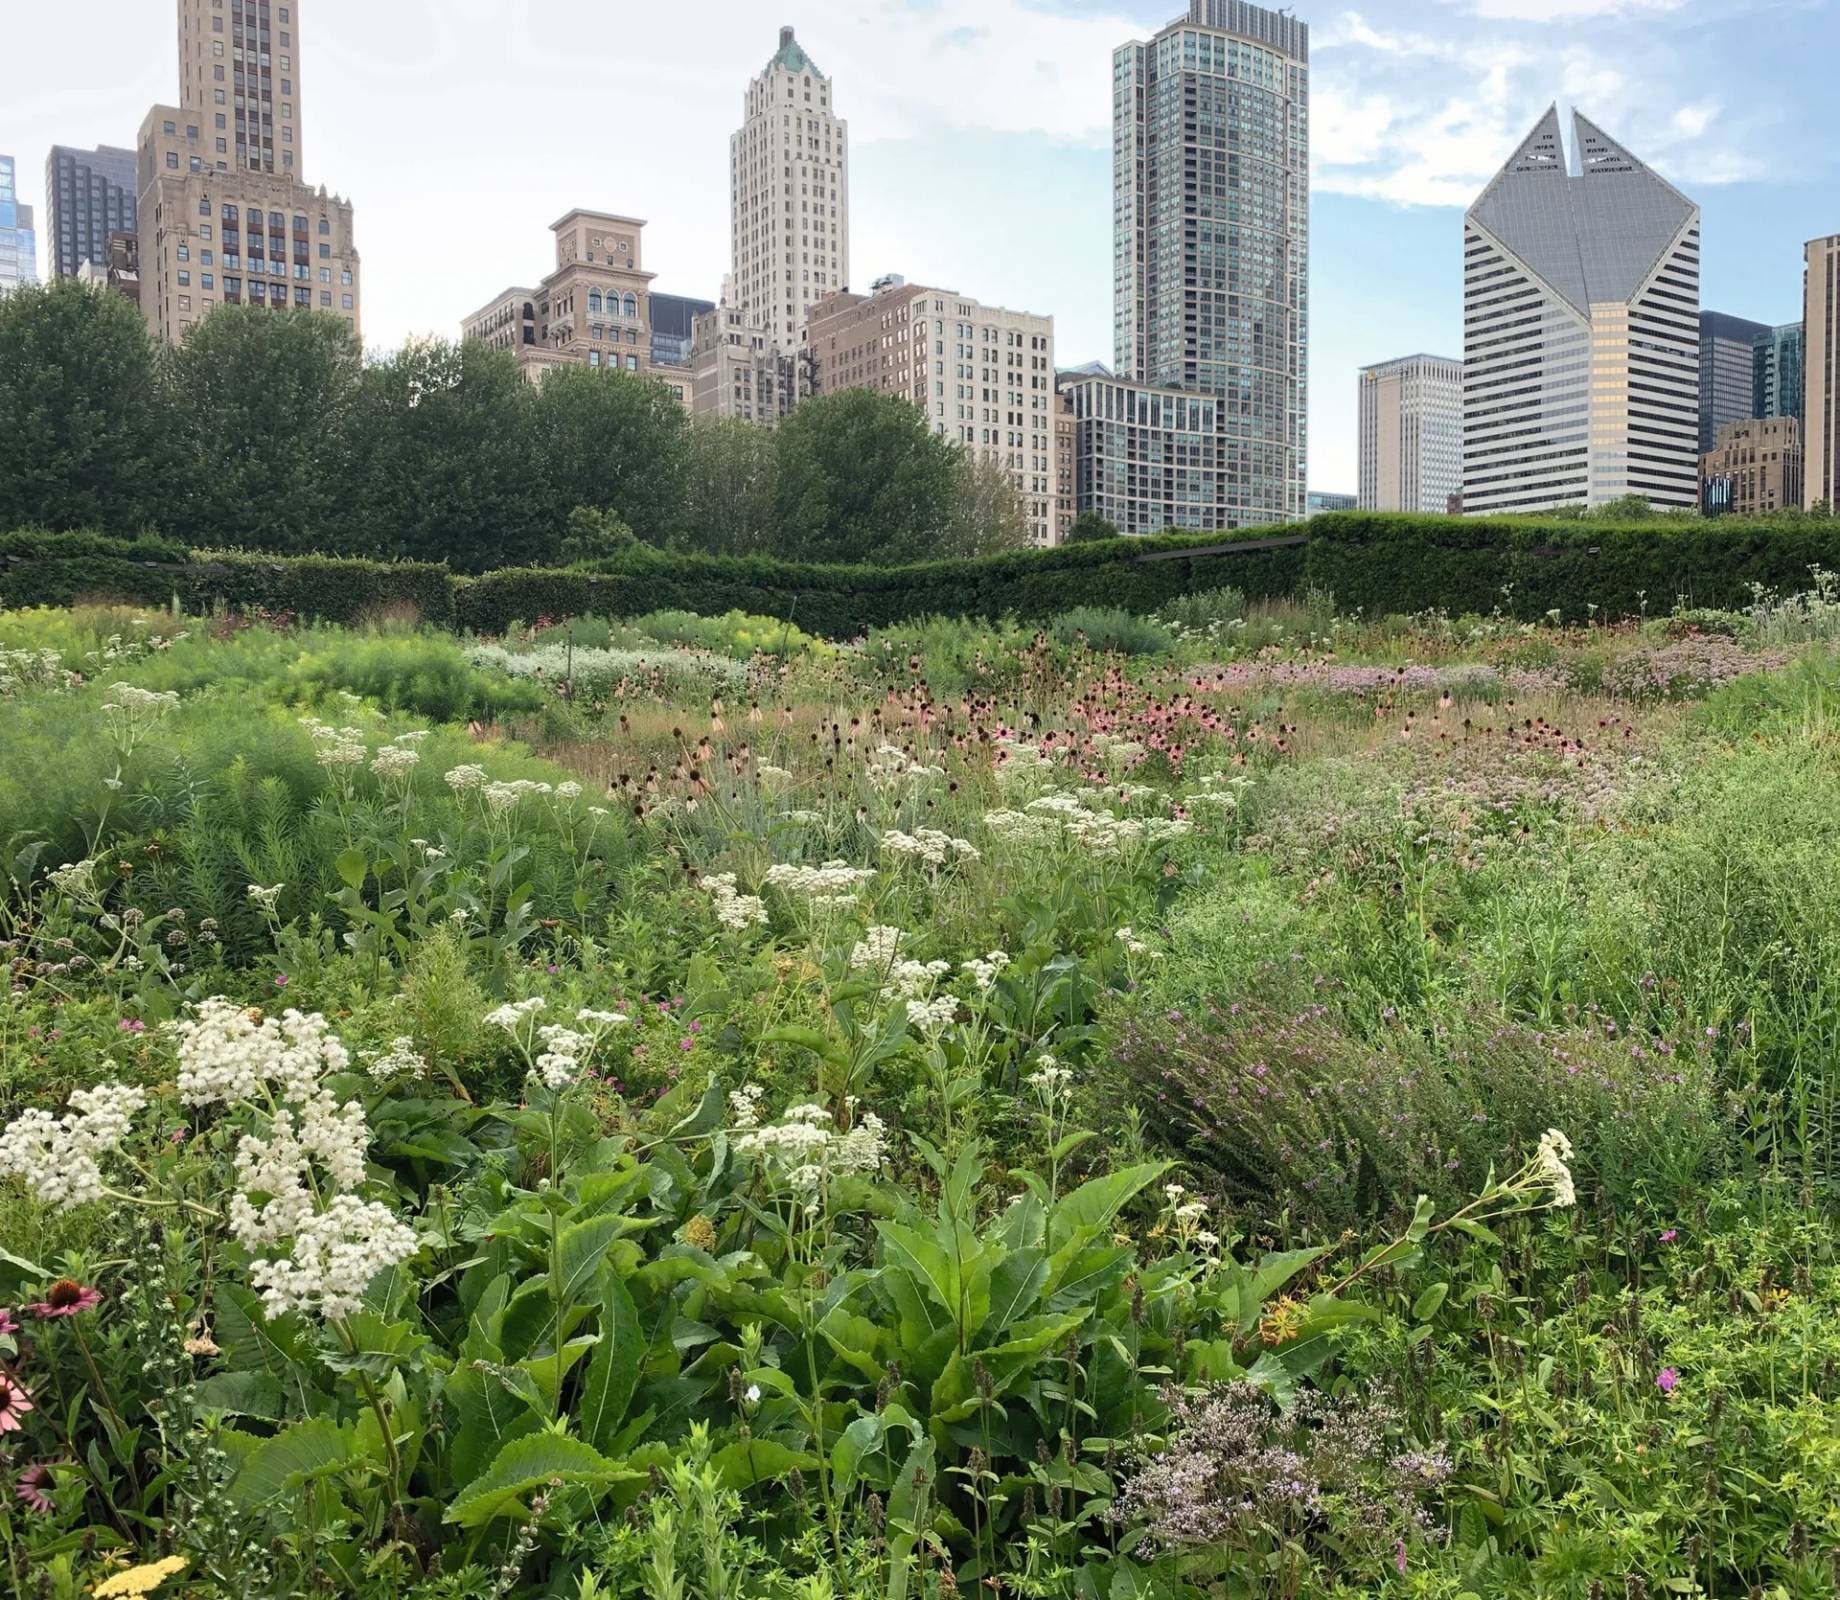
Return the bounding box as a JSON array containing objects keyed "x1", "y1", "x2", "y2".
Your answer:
[{"x1": 1467, "y1": 0, "x2": 1686, "y2": 17}]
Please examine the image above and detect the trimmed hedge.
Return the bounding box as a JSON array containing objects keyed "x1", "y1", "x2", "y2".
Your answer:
[
  {"x1": 5, "y1": 515, "x2": 1840, "y2": 632},
  {"x1": 1308, "y1": 513, "x2": 1840, "y2": 620}
]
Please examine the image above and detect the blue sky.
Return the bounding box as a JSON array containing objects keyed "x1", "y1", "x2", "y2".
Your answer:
[{"x1": 9, "y1": 0, "x2": 1836, "y2": 490}]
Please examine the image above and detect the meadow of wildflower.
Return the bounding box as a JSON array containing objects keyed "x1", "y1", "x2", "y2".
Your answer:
[{"x1": 3, "y1": 580, "x2": 1840, "y2": 1598}]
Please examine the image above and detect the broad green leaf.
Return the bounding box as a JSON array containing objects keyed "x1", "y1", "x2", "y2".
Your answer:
[
  {"x1": 445, "y1": 1432, "x2": 636, "y2": 1527},
  {"x1": 831, "y1": 1414, "x2": 884, "y2": 1498},
  {"x1": 579, "y1": 1269, "x2": 643, "y2": 1453},
  {"x1": 190, "y1": 1371, "x2": 286, "y2": 1422},
  {"x1": 1412, "y1": 1282, "x2": 1450, "y2": 1322},
  {"x1": 1048, "y1": 1161, "x2": 1169, "y2": 1249},
  {"x1": 230, "y1": 1417, "x2": 355, "y2": 1510},
  {"x1": 876, "y1": 1221, "x2": 957, "y2": 1319},
  {"x1": 334, "y1": 847, "x2": 369, "y2": 892},
  {"x1": 444, "y1": 1363, "x2": 544, "y2": 1487},
  {"x1": 319, "y1": 1313, "x2": 430, "y2": 1378},
  {"x1": 711, "y1": 1438, "x2": 819, "y2": 1489},
  {"x1": 556, "y1": 1215, "x2": 627, "y2": 1313},
  {"x1": 885, "y1": 1435, "x2": 935, "y2": 1600}
]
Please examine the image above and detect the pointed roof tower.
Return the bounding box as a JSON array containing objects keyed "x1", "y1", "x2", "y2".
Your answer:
[
  {"x1": 767, "y1": 25, "x2": 821, "y2": 77},
  {"x1": 1468, "y1": 107, "x2": 1696, "y2": 316}
]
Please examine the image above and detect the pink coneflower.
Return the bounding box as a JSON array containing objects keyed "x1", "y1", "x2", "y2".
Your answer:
[
  {"x1": 0, "y1": 1308, "x2": 16, "y2": 1337},
  {"x1": 1656, "y1": 1367, "x2": 1680, "y2": 1395},
  {"x1": 27, "y1": 1280, "x2": 102, "y2": 1319},
  {"x1": 15, "y1": 1463, "x2": 53, "y2": 1512},
  {"x1": 0, "y1": 1372, "x2": 32, "y2": 1432}
]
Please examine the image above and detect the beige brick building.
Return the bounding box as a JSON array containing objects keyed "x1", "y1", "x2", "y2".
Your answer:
[
  {"x1": 1054, "y1": 390, "x2": 1076, "y2": 542},
  {"x1": 463, "y1": 211, "x2": 668, "y2": 392},
  {"x1": 136, "y1": 2, "x2": 360, "y2": 344},
  {"x1": 690, "y1": 304, "x2": 807, "y2": 424},
  {"x1": 730, "y1": 27, "x2": 849, "y2": 350},
  {"x1": 1701, "y1": 417, "x2": 1804, "y2": 517},
  {"x1": 806, "y1": 278, "x2": 1060, "y2": 544},
  {"x1": 1807, "y1": 235, "x2": 1840, "y2": 511}
]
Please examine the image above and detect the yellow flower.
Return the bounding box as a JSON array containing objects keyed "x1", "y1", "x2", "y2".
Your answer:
[
  {"x1": 680, "y1": 1213, "x2": 718, "y2": 1252},
  {"x1": 93, "y1": 1556, "x2": 189, "y2": 1597}
]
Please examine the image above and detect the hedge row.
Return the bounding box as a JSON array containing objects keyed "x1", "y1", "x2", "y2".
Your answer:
[{"x1": 5, "y1": 514, "x2": 1840, "y2": 632}]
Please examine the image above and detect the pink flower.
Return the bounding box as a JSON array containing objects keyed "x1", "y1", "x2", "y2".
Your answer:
[
  {"x1": 15, "y1": 1462, "x2": 53, "y2": 1513},
  {"x1": 116, "y1": 1019, "x2": 145, "y2": 1034},
  {"x1": 1394, "y1": 1540, "x2": 1408, "y2": 1575},
  {"x1": 0, "y1": 1308, "x2": 15, "y2": 1336},
  {"x1": 1658, "y1": 1228, "x2": 1678, "y2": 1244},
  {"x1": 0, "y1": 1372, "x2": 32, "y2": 1433},
  {"x1": 273, "y1": 973, "x2": 289, "y2": 988},
  {"x1": 27, "y1": 1280, "x2": 102, "y2": 1319},
  {"x1": 1656, "y1": 1367, "x2": 1679, "y2": 1395}
]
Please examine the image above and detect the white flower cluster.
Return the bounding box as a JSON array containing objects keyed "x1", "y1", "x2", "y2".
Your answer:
[
  {"x1": 301, "y1": 715, "x2": 369, "y2": 770},
  {"x1": 0, "y1": 647, "x2": 80, "y2": 698},
  {"x1": 763, "y1": 861, "x2": 877, "y2": 902},
  {"x1": 1163, "y1": 1183, "x2": 1218, "y2": 1252},
  {"x1": 169, "y1": 997, "x2": 417, "y2": 1321},
  {"x1": 1026, "y1": 1053, "x2": 1072, "y2": 1103},
  {"x1": 849, "y1": 925, "x2": 903, "y2": 974},
  {"x1": 248, "y1": 1194, "x2": 418, "y2": 1322},
  {"x1": 993, "y1": 739, "x2": 1061, "y2": 794},
  {"x1": 444, "y1": 764, "x2": 488, "y2": 792},
  {"x1": 370, "y1": 740, "x2": 422, "y2": 784},
  {"x1": 985, "y1": 794, "x2": 1192, "y2": 859},
  {"x1": 1116, "y1": 926, "x2": 1162, "y2": 959},
  {"x1": 0, "y1": 1081, "x2": 147, "y2": 1211},
  {"x1": 891, "y1": 958, "x2": 951, "y2": 1000},
  {"x1": 729, "y1": 1083, "x2": 768, "y2": 1129},
  {"x1": 246, "y1": 882, "x2": 285, "y2": 912},
  {"x1": 702, "y1": 872, "x2": 768, "y2": 931},
  {"x1": 881, "y1": 828, "x2": 981, "y2": 867},
  {"x1": 758, "y1": 764, "x2": 792, "y2": 784},
  {"x1": 905, "y1": 995, "x2": 958, "y2": 1035},
  {"x1": 483, "y1": 778, "x2": 555, "y2": 815},
  {"x1": 1534, "y1": 1128, "x2": 1576, "y2": 1207},
  {"x1": 101, "y1": 682, "x2": 181, "y2": 716},
  {"x1": 960, "y1": 951, "x2": 1011, "y2": 992},
  {"x1": 733, "y1": 1100, "x2": 888, "y2": 1212},
  {"x1": 47, "y1": 858, "x2": 103, "y2": 901},
  {"x1": 365, "y1": 1036, "x2": 428, "y2": 1082},
  {"x1": 865, "y1": 745, "x2": 943, "y2": 791}
]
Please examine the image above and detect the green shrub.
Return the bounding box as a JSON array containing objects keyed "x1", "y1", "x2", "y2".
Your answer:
[{"x1": 1048, "y1": 605, "x2": 1175, "y2": 656}]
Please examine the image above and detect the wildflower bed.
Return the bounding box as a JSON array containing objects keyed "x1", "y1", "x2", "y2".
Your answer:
[{"x1": 2, "y1": 589, "x2": 1840, "y2": 1598}]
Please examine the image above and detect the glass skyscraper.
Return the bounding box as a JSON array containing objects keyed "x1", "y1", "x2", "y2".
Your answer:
[
  {"x1": 0, "y1": 155, "x2": 38, "y2": 292},
  {"x1": 46, "y1": 145, "x2": 138, "y2": 280},
  {"x1": 1699, "y1": 311, "x2": 1770, "y2": 454},
  {"x1": 1754, "y1": 323, "x2": 1804, "y2": 426},
  {"x1": 1081, "y1": 0, "x2": 1309, "y2": 532}
]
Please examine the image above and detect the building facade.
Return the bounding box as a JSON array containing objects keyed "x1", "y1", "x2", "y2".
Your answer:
[
  {"x1": 1700, "y1": 416, "x2": 1803, "y2": 518},
  {"x1": 1307, "y1": 491, "x2": 1355, "y2": 513},
  {"x1": 0, "y1": 156, "x2": 37, "y2": 292},
  {"x1": 136, "y1": 1, "x2": 360, "y2": 343},
  {"x1": 1462, "y1": 108, "x2": 1700, "y2": 515},
  {"x1": 463, "y1": 211, "x2": 700, "y2": 405},
  {"x1": 1699, "y1": 311, "x2": 1770, "y2": 454},
  {"x1": 1111, "y1": 0, "x2": 1309, "y2": 527},
  {"x1": 1357, "y1": 353, "x2": 1462, "y2": 512},
  {"x1": 806, "y1": 278, "x2": 1061, "y2": 544},
  {"x1": 729, "y1": 27, "x2": 849, "y2": 351},
  {"x1": 46, "y1": 146, "x2": 138, "y2": 280},
  {"x1": 1059, "y1": 370, "x2": 1226, "y2": 537},
  {"x1": 1807, "y1": 236, "x2": 1840, "y2": 511},
  {"x1": 649, "y1": 292, "x2": 715, "y2": 371},
  {"x1": 689, "y1": 305, "x2": 808, "y2": 425},
  {"x1": 1754, "y1": 323, "x2": 1804, "y2": 425},
  {"x1": 1054, "y1": 391, "x2": 1077, "y2": 542}
]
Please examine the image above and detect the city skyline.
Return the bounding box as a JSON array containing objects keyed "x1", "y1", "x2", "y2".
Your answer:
[{"x1": 5, "y1": 0, "x2": 1833, "y2": 493}]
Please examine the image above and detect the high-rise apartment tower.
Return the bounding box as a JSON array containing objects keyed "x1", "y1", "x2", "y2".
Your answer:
[
  {"x1": 1754, "y1": 323, "x2": 1804, "y2": 426},
  {"x1": 1112, "y1": 0, "x2": 1309, "y2": 525},
  {"x1": 1357, "y1": 353, "x2": 1463, "y2": 513},
  {"x1": 1462, "y1": 107, "x2": 1700, "y2": 514},
  {"x1": 0, "y1": 156, "x2": 35, "y2": 292},
  {"x1": 1806, "y1": 236, "x2": 1840, "y2": 510},
  {"x1": 729, "y1": 27, "x2": 849, "y2": 350}
]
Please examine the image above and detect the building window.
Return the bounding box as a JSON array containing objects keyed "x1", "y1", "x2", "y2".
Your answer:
[
  {"x1": 320, "y1": 290, "x2": 331, "y2": 306},
  {"x1": 202, "y1": 274, "x2": 214, "y2": 289},
  {"x1": 341, "y1": 293, "x2": 353, "y2": 310},
  {"x1": 163, "y1": 120, "x2": 176, "y2": 135},
  {"x1": 588, "y1": 289, "x2": 602, "y2": 314},
  {"x1": 623, "y1": 293, "x2": 637, "y2": 318},
  {"x1": 319, "y1": 266, "x2": 329, "y2": 282},
  {"x1": 318, "y1": 217, "x2": 329, "y2": 234},
  {"x1": 340, "y1": 269, "x2": 351, "y2": 285},
  {"x1": 626, "y1": 355, "x2": 638, "y2": 371},
  {"x1": 165, "y1": 152, "x2": 179, "y2": 169},
  {"x1": 319, "y1": 243, "x2": 329, "y2": 258}
]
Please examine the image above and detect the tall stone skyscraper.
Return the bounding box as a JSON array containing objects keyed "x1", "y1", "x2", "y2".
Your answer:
[
  {"x1": 1110, "y1": 0, "x2": 1309, "y2": 525},
  {"x1": 1358, "y1": 353, "x2": 1463, "y2": 513},
  {"x1": 1461, "y1": 108, "x2": 1700, "y2": 514},
  {"x1": 1806, "y1": 236, "x2": 1840, "y2": 510},
  {"x1": 729, "y1": 27, "x2": 849, "y2": 350},
  {"x1": 136, "y1": 1, "x2": 359, "y2": 343}
]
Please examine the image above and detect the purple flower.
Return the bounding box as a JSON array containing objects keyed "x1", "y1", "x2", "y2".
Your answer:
[
  {"x1": 273, "y1": 973, "x2": 289, "y2": 988},
  {"x1": 1658, "y1": 1228, "x2": 1678, "y2": 1244},
  {"x1": 1656, "y1": 1368, "x2": 1679, "y2": 1395}
]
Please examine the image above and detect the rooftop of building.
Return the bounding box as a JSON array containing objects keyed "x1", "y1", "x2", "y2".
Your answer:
[
  {"x1": 765, "y1": 26, "x2": 824, "y2": 79},
  {"x1": 551, "y1": 209, "x2": 646, "y2": 232}
]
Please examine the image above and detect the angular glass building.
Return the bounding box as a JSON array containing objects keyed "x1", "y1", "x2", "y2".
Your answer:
[
  {"x1": 1461, "y1": 108, "x2": 1700, "y2": 514},
  {"x1": 1754, "y1": 323, "x2": 1804, "y2": 426},
  {"x1": 0, "y1": 155, "x2": 38, "y2": 292}
]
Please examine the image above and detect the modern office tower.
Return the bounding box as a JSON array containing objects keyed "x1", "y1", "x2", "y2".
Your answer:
[
  {"x1": 1699, "y1": 311, "x2": 1770, "y2": 453},
  {"x1": 463, "y1": 212, "x2": 695, "y2": 407},
  {"x1": 1461, "y1": 107, "x2": 1700, "y2": 515},
  {"x1": 1110, "y1": 0, "x2": 1310, "y2": 527},
  {"x1": 136, "y1": 2, "x2": 360, "y2": 343},
  {"x1": 1357, "y1": 353, "x2": 1463, "y2": 512},
  {"x1": 0, "y1": 156, "x2": 38, "y2": 291},
  {"x1": 1700, "y1": 416, "x2": 1803, "y2": 517},
  {"x1": 1754, "y1": 323, "x2": 1804, "y2": 425},
  {"x1": 729, "y1": 27, "x2": 849, "y2": 350},
  {"x1": 649, "y1": 293, "x2": 715, "y2": 371},
  {"x1": 806, "y1": 278, "x2": 1060, "y2": 544},
  {"x1": 46, "y1": 146, "x2": 138, "y2": 279},
  {"x1": 1058, "y1": 369, "x2": 1229, "y2": 537},
  {"x1": 690, "y1": 305, "x2": 809, "y2": 425},
  {"x1": 1807, "y1": 236, "x2": 1840, "y2": 510},
  {"x1": 1307, "y1": 491, "x2": 1356, "y2": 513}
]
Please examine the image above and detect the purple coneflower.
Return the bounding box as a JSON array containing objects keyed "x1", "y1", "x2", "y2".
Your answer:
[
  {"x1": 15, "y1": 1463, "x2": 53, "y2": 1513},
  {"x1": 27, "y1": 1280, "x2": 102, "y2": 1319},
  {"x1": 0, "y1": 1372, "x2": 33, "y2": 1433}
]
